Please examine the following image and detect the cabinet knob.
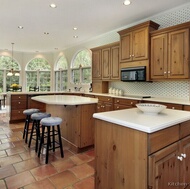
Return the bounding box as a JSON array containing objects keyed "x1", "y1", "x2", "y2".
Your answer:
[
  {"x1": 131, "y1": 102, "x2": 133, "y2": 105},
  {"x1": 164, "y1": 72, "x2": 167, "y2": 74},
  {"x1": 168, "y1": 71, "x2": 171, "y2": 74},
  {"x1": 177, "y1": 156, "x2": 183, "y2": 161},
  {"x1": 181, "y1": 153, "x2": 186, "y2": 158},
  {"x1": 18, "y1": 102, "x2": 21, "y2": 104},
  {"x1": 19, "y1": 96, "x2": 21, "y2": 98},
  {"x1": 117, "y1": 100, "x2": 119, "y2": 103},
  {"x1": 172, "y1": 107, "x2": 175, "y2": 109}
]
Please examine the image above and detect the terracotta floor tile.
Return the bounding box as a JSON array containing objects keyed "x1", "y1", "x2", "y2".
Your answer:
[
  {"x1": 1, "y1": 136, "x2": 20, "y2": 143},
  {"x1": 69, "y1": 164, "x2": 94, "y2": 179},
  {"x1": 0, "y1": 150, "x2": 7, "y2": 158},
  {"x1": 0, "y1": 155, "x2": 22, "y2": 167},
  {"x1": 5, "y1": 171, "x2": 35, "y2": 189},
  {"x1": 0, "y1": 142, "x2": 14, "y2": 150},
  {"x1": 52, "y1": 158, "x2": 76, "y2": 173},
  {"x1": 6, "y1": 145, "x2": 26, "y2": 156},
  {"x1": 49, "y1": 170, "x2": 79, "y2": 189},
  {"x1": 70, "y1": 153, "x2": 94, "y2": 165},
  {"x1": 0, "y1": 165, "x2": 16, "y2": 179},
  {"x1": 84, "y1": 149, "x2": 95, "y2": 157},
  {"x1": 24, "y1": 178, "x2": 55, "y2": 189},
  {"x1": 13, "y1": 158, "x2": 40, "y2": 173},
  {"x1": 31, "y1": 164, "x2": 58, "y2": 181},
  {"x1": 0, "y1": 180, "x2": 7, "y2": 189},
  {"x1": 19, "y1": 150, "x2": 38, "y2": 160},
  {"x1": 73, "y1": 176, "x2": 94, "y2": 189},
  {"x1": 0, "y1": 134, "x2": 8, "y2": 139},
  {"x1": 87, "y1": 159, "x2": 95, "y2": 169}
]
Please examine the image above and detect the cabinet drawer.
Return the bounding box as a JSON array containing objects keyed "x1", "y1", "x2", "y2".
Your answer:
[
  {"x1": 97, "y1": 96, "x2": 113, "y2": 103},
  {"x1": 11, "y1": 100, "x2": 27, "y2": 110},
  {"x1": 11, "y1": 95, "x2": 27, "y2": 101},
  {"x1": 114, "y1": 98, "x2": 139, "y2": 106},
  {"x1": 180, "y1": 120, "x2": 190, "y2": 139},
  {"x1": 148, "y1": 125, "x2": 179, "y2": 154},
  {"x1": 11, "y1": 109, "x2": 26, "y2": 120},
  {"x1": 114, "y1": 104, "x2": 133, "y2": 110}
]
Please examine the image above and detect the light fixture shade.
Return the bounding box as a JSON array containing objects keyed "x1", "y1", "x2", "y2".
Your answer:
[
  {"x1": 7, "y1": 72, "x2": 13, "y2": 76},
  {"x1": 123, "y1": 0, "x2": 131, "y2": 5},
  {"x1": 15, "y1": 72, "x2": 20, "y2": 76}
]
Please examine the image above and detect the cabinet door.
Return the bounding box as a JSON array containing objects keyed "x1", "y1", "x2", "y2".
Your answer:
[
  {"x1": 151, "y1": 34, "x2": 168, "y2": 79},
  {"x1": 102, "y1": 47, "x2": 111, "y2": 80},
  {"x1": 133, "y1": 27, "x2": 148, "y2": 61},
  {"x1": 168, "y1": 29, "x2": 189, "y2": 79},
  {"x1": 110, "y1": 45, "x2": 120, "y2": 80},
  {"x1": 92, "y1": 49, "x2": 102, "y2": 80},
  {"x1": 149, "y1": 143, "x2": 180, "y2": 189},
  {"x1": 120, "y1": 32, "x2": 133, "y2": 62},
  {"x1": 179, "y1": 136, "x2": 190, "y2": 188}
]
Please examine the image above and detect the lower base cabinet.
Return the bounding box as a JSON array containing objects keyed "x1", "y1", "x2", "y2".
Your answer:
[{"x1": 94, "y1": 119, "x2": 190, "y2": 189}]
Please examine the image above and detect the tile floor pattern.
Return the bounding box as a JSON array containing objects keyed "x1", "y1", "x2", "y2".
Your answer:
[{"x1": 0, "y1": 110, "x2": 95, "y2": 189}]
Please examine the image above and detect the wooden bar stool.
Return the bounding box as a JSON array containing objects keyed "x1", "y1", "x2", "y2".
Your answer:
[
  {"x1": 38, "y1": 117, "x2": 64, "y2": 164},
  {"x1": 23, "y1": 108, "x2": 40, "y2": 143},
  {"x1": 28, "y1": 112, "x2": 51, "y2": 152}
]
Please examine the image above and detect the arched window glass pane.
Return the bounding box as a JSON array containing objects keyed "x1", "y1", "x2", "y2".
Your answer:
[
  {"x1": 71, "y1": 50, "x2": 92, "y2": 84},
  {"x1": 26, "y1": 58, "x2": 51, "y2": 92},
  {"x1": 56, "y1": 56, "x2": 68, "y2": 70},
  {"x1": 27, "y1": 58, "x2": 50, "y2": 71},
  {"x1": 72, "y1": 50, "x2": 91, "y2": 68},
  {"x1": 0, "y1": 56, "x2": 19, "y2": 70},
  {"x1": 55, "y1": 56, "x2": 68, "y2": 91}
]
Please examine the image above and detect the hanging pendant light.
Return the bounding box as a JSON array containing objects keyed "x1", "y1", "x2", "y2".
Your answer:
[{"x1": 7, "y1": 43, "x2": 20, "y2": 76}]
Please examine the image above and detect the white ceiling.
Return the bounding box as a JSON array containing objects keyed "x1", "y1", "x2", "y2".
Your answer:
[{"x1": 0, "y1": 0, "x2": 189, "y2": 53}]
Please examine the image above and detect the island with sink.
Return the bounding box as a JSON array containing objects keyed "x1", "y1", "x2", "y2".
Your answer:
[
  {"x1": 32, "y1": 95, "x2": 98, "y2": 152},
  {"x1": 93, "y1": 108, "x2": 190, "y2": 189}
]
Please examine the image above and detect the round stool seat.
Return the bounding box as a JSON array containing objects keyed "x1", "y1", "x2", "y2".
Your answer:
[
  {"x1": 41, "y1": 117, "x2": 62, "y2": 126},
  {"x1": 31, "y1": 112, "x2": 51, "y2": 120},
  {"x1": 23, "y1": 108, "x2": 40, "y2": 116}
]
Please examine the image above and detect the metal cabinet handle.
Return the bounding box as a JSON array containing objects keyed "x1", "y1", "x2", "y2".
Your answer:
[
  {"x1": 131, "y1": 102, "x2": 133, "y2": 105},
  {"x1": 181, "y1": 154, "x2": 186, "y2": 158},
  {"x1": 172, "y1": 107, "x2": 175, "y2": 109}
]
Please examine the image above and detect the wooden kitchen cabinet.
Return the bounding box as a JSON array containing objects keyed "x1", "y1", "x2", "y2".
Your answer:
[
  {"x1": 96, "y1": 96, "x2": 113, "y2": 112},
  {"x1": 118, "y1": 20, "x2": 159, "y2": 81},
  {"x1": 149, "y1": 122, "x2": 190, "y2": 189},
  {"x1": 151, "y1": 22, "x2": 190, "y2": 80},
  {"x1": 91, "y1": 49, "x2": 102, "y2": 80},
  {"x1": 102, "y1": 42, "x2": 120, "y2": 80},
  {"x1": 114, "y1": 97, "x2": 139, "y2": 110},
  {"x1": 28, "y1": 95, "x2": 46, "y2": 112},
  {"x1": 10, "y1": 94, "x2": 27, "y2": 122},
  {"x1": 94, "y1": 116, "x2": 190, "y2": 189}
]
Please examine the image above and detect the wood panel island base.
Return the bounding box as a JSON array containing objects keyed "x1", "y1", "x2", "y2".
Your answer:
[
  {"x1": 32, "y1": 95, "x2": 98, "y2": 153},
  {"x1": 93, "y1": 108, "x2": 190, "y2": 189}
]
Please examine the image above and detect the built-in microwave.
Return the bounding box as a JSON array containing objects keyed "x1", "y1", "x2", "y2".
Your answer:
[{"x1": 121, "y1": 66, "x2": 146, "y2": 82}]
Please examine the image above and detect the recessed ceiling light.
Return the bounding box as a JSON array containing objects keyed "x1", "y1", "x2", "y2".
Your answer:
[
  {"x1": 50, "y1": 3, "x2": 57, "y2": 8},
  {"x1": 123, "y1": 0, "x2": 131, "y2": 5},
  {"x1": 73, "y1": 35, "x2": 78, "y2": 38},
  {"x1": 54, "y1": 48, "x2": 59, "y2": 50},
  {"x1": 44, "y1": 32, "x2": 49, "y2": 35},
  {"x1": 18, "y1": 26, "x2": 24, "y2": 29},
  {"x1": 73, "y1": 27, "x2": 78, "y2": 30}
]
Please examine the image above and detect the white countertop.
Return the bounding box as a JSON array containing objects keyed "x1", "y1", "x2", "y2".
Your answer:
[
  {"x1": 93, "y1": 108, "x2": 190, "y2": 133},
  {"x1": 32, "y1": 95, "x2": 98, "y2": 105}
]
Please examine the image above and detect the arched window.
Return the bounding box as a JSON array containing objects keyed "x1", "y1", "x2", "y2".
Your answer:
[
  {"x1": 0, "y1": 56, "x2": 21, "y2": 92},
  {"x1": 71, "y1": 49, "x2": 92, "y2": 84},
  {"x1": 26, "y1": 58, "x2": 51, "y2": 92},
  {"x1": 55, "y1": 56, "x2": 68, "y2": 91}
]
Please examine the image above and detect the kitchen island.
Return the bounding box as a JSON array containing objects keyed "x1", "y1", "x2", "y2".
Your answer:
[
  {"x1": 93, "y1": 108, "x2": 190, "y2": 189},
  {"x1": 32, "y1": 95, "x2": 98, "y2": 152}
]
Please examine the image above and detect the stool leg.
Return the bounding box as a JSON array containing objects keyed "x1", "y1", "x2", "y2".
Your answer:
[
  {"x1": 23, "y1": 115, "x2": 29, "y2": 140},
  {"x1": 38, "y1": 125, "x2": 45, "y2": 158},
  {"x1": 53, "y1": 126, "x2": 55, "y2": 152},
  {"x1": 46, "y1": 126, "x2": 51, "y2": 164},
  {"x1": 25, "y1": 115, "x2": 31, "y2": 143},
  {"x1": 35, "y1": 120, "x2": 41, "y2": 153},
  {"x1": 28, "y1": 120, "x2": 35, "y2": 148},
  {"x1": 57, "y1": 125, "x2": 64, "y2": 158}
]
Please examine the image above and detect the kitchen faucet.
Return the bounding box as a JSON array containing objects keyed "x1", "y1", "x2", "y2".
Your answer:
[{"x1": 74, "y1": 87, "x2": 82, "y2": 91}]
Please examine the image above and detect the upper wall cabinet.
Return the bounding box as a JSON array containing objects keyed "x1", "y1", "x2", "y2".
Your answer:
[
  {"x1": 91, "y1": 42, "x2": 120, "y2": 81},
  {"x1": 151, "y1": 22, "x2": 190, "y2": 80},
  {"x1": 91, "y1": 49, "x2": 102, "y2": 80},
  {"x1": 118, "y1": 21, "x2": 159, "y2": 80}
]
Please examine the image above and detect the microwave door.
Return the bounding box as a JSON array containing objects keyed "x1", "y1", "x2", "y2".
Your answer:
[{"x1": 129, "y1": 71, "x2": 137, "y2": 80}]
